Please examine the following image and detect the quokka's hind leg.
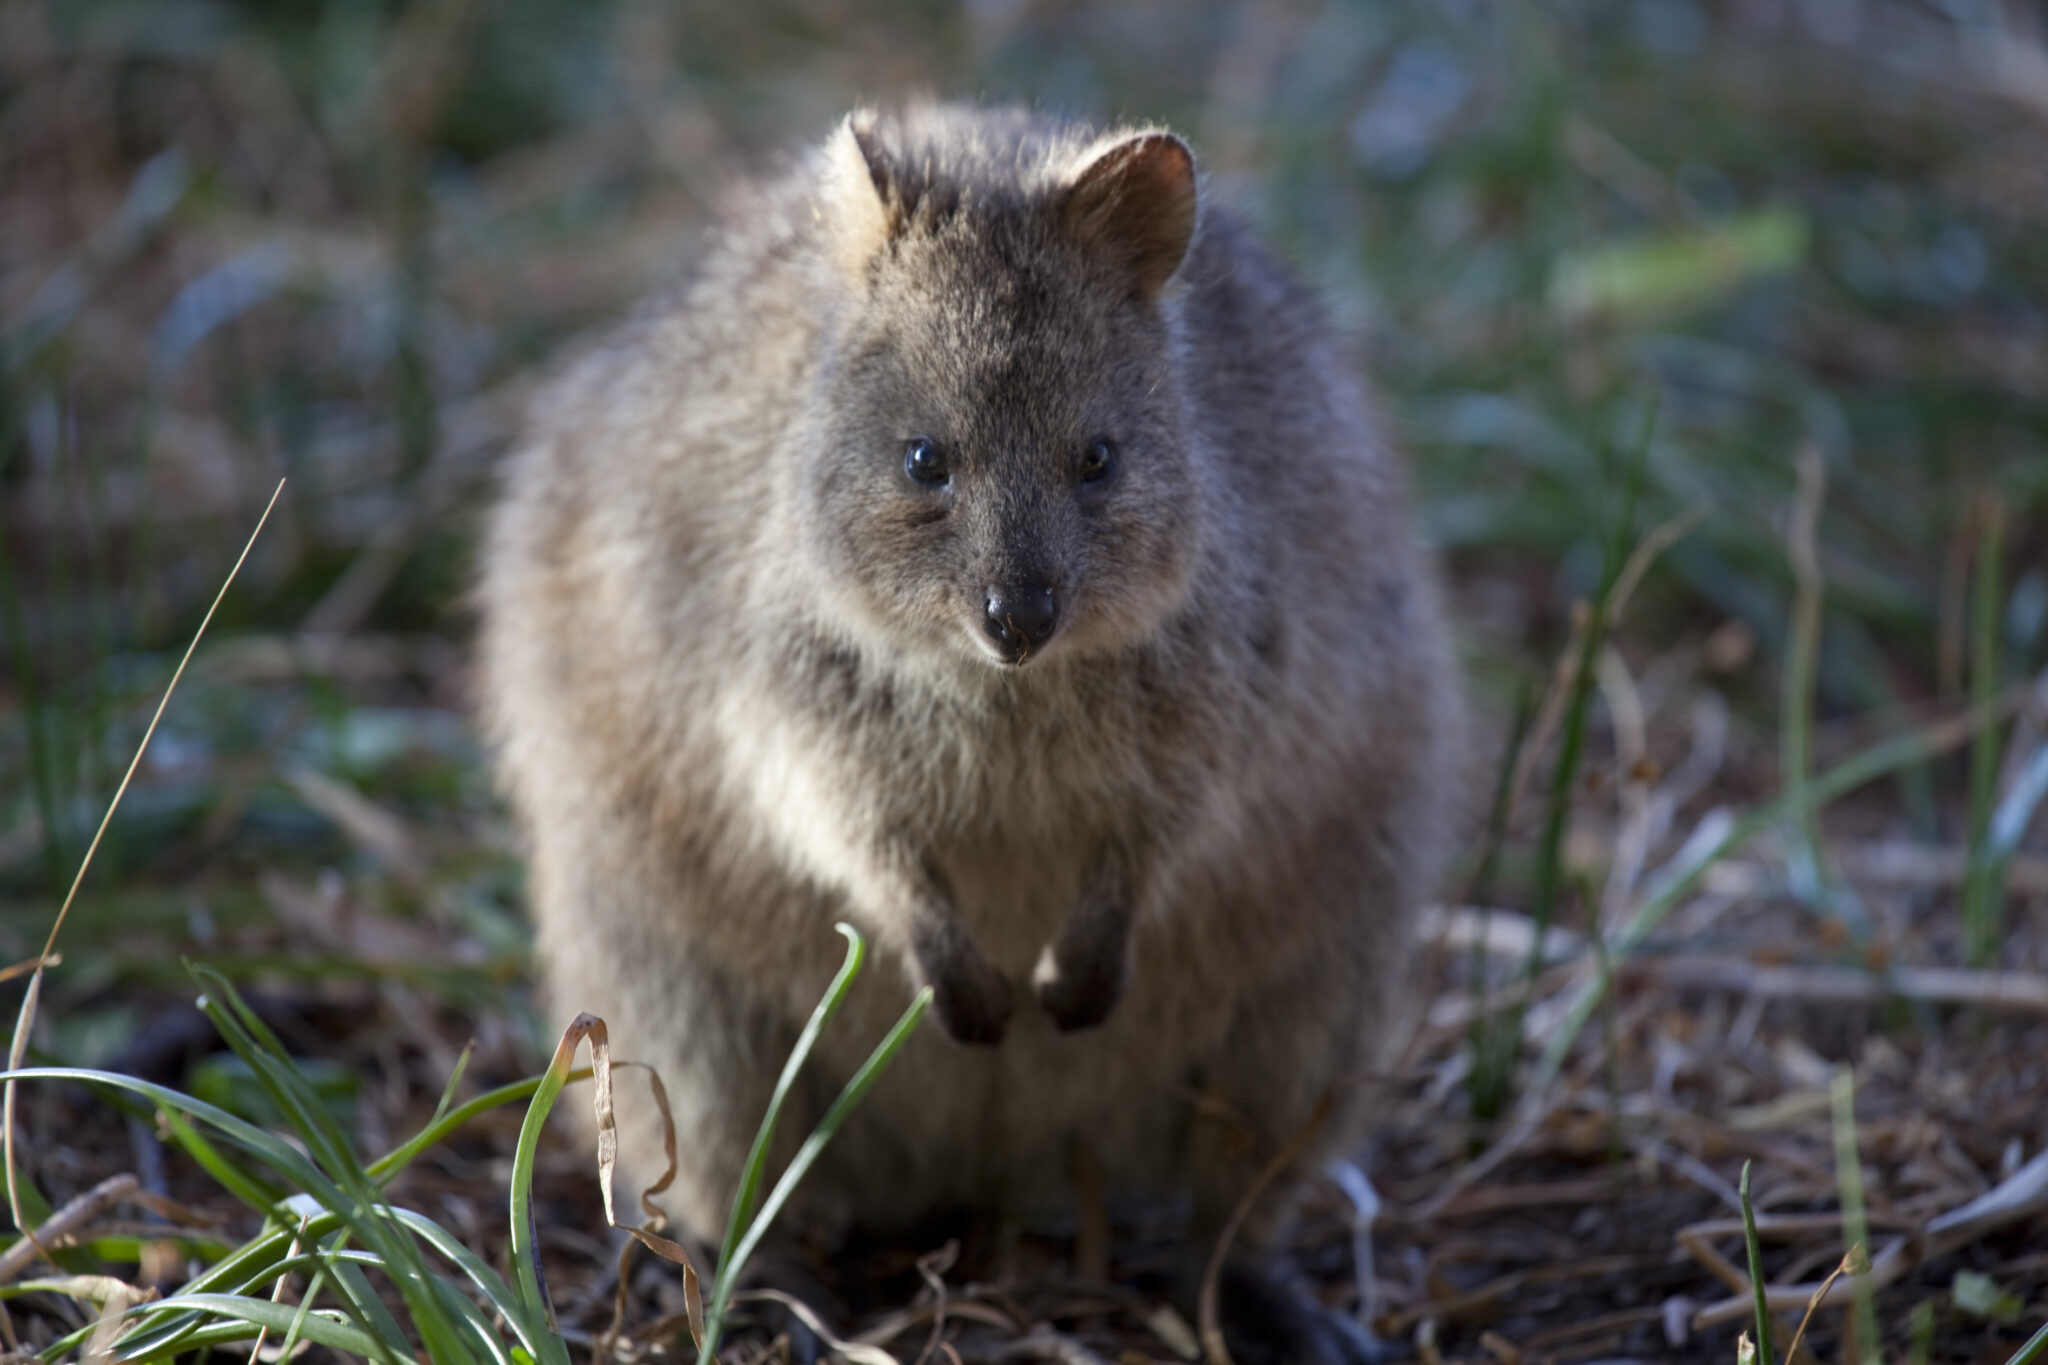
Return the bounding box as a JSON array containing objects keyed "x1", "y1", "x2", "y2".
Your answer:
[
  {"x1": 1175, "y1": 1060, "x2": 1397, "y2": 1365},
  {"x1": 1174, "y1": 855, "x2": 1419, "y2": 1364}
]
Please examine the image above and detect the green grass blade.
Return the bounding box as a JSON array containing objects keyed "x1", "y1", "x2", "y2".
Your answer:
[
  {"x1": 191, "y1": 966, "x2": 384, "y2": 1185},
  {"x1": 155, "y1": 1104, "x2": 287, "y2": 1214},
  {"x1": 712, "y1": 922, "x2": 868, "y2": 1314},
  {"x1": 234, "y1": 1248, "x2": 383, "y2": 1279},
  {"x1": 1961, "y1": 495, "x2": 2007, "y2": 966},
  {"x1": 2004, "y1": 1316, "x2": 2048, "y2": 1365},
  {"x1": 160, "y1": 1214, "x2": 341, "y2": 1295},
  {"x1": 1780, "y1": 445, "x2": 1829, "y2": 915},
  {"x1": 88, "y1": 1318, "x2": 374, "y2": 1364},
  {"x1": 422, "y1": 1271, "x2": 523, "y2": 1365},
  {"x1": 369, "y1": 1074, "x2": 551, "y2": 1185},
  {"x1": 110, "y1": 1219, "x2": 343, "y2": 1359},
  {"x1": 1531, "y1": 392, "x2": 1651, "y2": 955},
  {"x1": 130, "y1": 1293, "x2": 388, "y2": 1358},
  {"x1": 1739, "y1": 1161, "x2": 1775, "y2": 1365},
  {"x1": 703, "y1": 980, "x2": 932, "y2": 1355},
  {"x1": 262, "y1": 1216, "x2": 361, "y2": 1365},
  {"x1": 276, "y1": 1265, "x2": 330, "y2": 1365},
  {"x1": 1830, "y1": 1067, "x2": 1880, "y2": 1365},
  {"x1": 118, "y1": 1241, "x2": 406, "y2": 1364},
  {"x1": 322, "y1": 1253, "x2": 420, "y2": 1364},
  {"x1": 429, "y1": 1041, "x2": 475, "y2": 1128},
  {"x1": 195, "y1": 1246, "x2": 385, "y2": 1290},
  {"x1": 1466, "y1": 682, "x2": 1533, "y2": 1124},
  {"x1": 390, "y1": 1206, "x2": 554, "y2": 1363},
  {"x1": 0, "y1": 1067, "x2": 336, "y2": 1200},
  {"x1": 507, "y1": 1017, "x2": 590, "y2": 1358}
]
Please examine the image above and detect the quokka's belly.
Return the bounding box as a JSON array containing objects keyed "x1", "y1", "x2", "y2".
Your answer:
[{"x1": 799, "y1": 910, "x2": 1238, "y2": 1233}]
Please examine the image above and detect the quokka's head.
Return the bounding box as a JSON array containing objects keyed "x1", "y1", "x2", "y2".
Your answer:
[{"x1": 792, "y1": 106, "x2": 1206, "y2": 669}]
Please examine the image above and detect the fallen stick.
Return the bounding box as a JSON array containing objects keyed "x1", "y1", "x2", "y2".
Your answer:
[
  {"x1": 0, "y1": 1174, "x2": 138, "y2": 1281},
  {"x1": 1615, "y1": 956, "x2": 2048, "y2": 1016}
]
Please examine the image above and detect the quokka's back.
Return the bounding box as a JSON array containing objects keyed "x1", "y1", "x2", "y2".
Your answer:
[{"x1": 478, "y1": 102, "x2": 1463, "y2": 1364}]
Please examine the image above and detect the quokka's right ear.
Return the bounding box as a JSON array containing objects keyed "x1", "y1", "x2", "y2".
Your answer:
[{"x1": 820, "y1": 110, "x2": 898, "y2": 285}]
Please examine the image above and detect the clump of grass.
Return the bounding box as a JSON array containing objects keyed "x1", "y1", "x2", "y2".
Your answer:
[
  {"x1": 8, "y1": 966, "x2": 560, "y2": 1363},
  {"x1": 6, "y1": 934, "x2": 924, "y2": 1363},
  {"x1": 1464, "y1": 391, "x2": 1651, "y2": 1124},
  {"x1": 1462, "y1": 682, "x2": 1532, "y2": 1127},
  {"x1": 1523, "y1": 395, "x2": 1652, "y2": 956},
  {"x1": 1, "y1": 493, "x2": 927, "y2": 1362},
  {"x1": 1529, "y1": 671, "x2": 2029, "y2": 1097}
]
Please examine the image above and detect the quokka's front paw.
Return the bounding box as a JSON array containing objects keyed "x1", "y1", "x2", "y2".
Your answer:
[
  {"x1": 1031, "y1": 937, "x2": 1127, "y2": 1032},
  {"x1": 913, "y1": 924, "x2": 1015, "y2": 1046}
]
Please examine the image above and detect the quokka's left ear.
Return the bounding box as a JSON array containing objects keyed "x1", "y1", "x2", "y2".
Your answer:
[{"x1": 1059, "y1": 130, "x2": 1198, "y2": 299}]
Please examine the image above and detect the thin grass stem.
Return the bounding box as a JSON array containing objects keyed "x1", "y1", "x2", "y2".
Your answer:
[
  {"x1": 1829, "y1": 1067, "x2": 1880, "y2": 1365},
  {"x1": 1466, "y1": 683, "x2": 1534, "y2": 1123},
  {"x1": 5, "y1": 481, "x2": 283, "y2": 1259},
  {"x1": 1782, "y1": 444, "x2": 1829, "y2": 914},
  {"x1": 710, "y1": 922, "x2": 869, "y2": 1322},
  {"x1": 1962, "y1": 492, "x2": 2007, "y2": 966},
  {"x1": 702, "y1": 978, "x2": 932, "y2": 1359},
  {"x1": 1739, "y1": 1161, "x2": 1776, "y2": 1365}
]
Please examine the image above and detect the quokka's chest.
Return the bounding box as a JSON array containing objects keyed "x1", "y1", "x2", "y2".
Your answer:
[{"x1": 849, "y1": 679, "x2": 1190, "y2": 829}]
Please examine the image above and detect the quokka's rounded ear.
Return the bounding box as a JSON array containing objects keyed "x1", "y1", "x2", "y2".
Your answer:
[
  {"x1": 820, "y1": 110, "x2": 898, "y2": 285},
  {"x1": 1060, "y1": 131, "x2": 1198, "y2": 298}
]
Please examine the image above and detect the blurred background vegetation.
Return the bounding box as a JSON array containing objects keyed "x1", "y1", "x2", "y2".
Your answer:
[
  {"x1": 4, "y1": 2, "x2": 2047, "y2": 1359},
  {"x1": 3, "y1": 0, "x2": 2045, "y2": 1077}
]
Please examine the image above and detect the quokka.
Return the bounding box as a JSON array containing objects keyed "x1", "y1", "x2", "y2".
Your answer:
[{"x1": 478, "y1": 102, "x2": 1465, "y2": 1363}]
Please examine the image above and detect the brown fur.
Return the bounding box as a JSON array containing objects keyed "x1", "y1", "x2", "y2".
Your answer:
[{"x1": 477, "y1": 103, "x2": 1465, "y2": 1260}]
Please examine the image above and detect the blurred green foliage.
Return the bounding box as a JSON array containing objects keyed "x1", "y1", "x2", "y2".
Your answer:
[{"x1": 1, "y1": 0, "x2": 2044, "y2": 1009}]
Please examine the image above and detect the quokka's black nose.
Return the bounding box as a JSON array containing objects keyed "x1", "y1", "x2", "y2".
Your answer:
[{"x1": 984, "y1": 584, "x2": 1059, "y2": 657}]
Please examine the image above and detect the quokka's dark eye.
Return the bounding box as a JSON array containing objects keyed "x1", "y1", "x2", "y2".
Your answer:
[
  {"x1": 904, "y1": 437, "x2": 950, "y2": 487},
  {"x1": 1079, "y1": 436, "x2": 1117, "y2": 484}
]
